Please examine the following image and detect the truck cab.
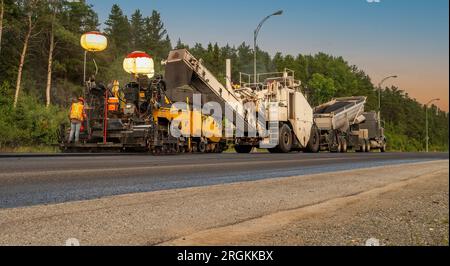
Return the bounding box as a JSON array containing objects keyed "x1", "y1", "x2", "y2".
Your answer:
[{"x1": 358, "y1": 112, "x2": 387, "y2": 152}]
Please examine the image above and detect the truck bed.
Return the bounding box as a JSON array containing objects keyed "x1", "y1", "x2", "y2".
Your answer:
[{"x1": 314, "y1": 97, "x2": 367, "y2": 131}]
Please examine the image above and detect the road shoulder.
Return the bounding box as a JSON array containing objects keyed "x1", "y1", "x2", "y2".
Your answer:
[
  {"x1": 0, "y1": 160, "x2": 448, "y2": 246},
  {"x1": 164, "y1": 165, "x2": 449, "y2": 246}
]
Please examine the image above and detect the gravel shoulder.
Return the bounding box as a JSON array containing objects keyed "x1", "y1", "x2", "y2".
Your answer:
[
  {"x1": 166, "y1": 164, "x2": 449, "y2": 246},
  {"x1": 0, "y1": 160, "x2": 448, "y2": 246}
]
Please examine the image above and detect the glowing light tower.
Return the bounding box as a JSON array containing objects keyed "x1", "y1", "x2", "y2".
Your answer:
[
  {"x1": 80, "y1": 31, "x2": 108, "y2": 83},
  {"x1": 123, "y1": 51, "x2": 155, "y2": 78}
]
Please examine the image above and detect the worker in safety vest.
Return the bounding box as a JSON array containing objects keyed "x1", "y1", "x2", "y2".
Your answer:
[{"x1": 68, "y1": 97, "x2": 86, "y2": 143}]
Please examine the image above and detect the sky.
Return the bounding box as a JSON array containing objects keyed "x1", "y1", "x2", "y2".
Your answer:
[{"x1": 86, "y1": 0, "x2": 449, "y2": 111}]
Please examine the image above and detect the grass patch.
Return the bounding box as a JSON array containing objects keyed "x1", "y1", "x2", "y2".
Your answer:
[{"x1": 0, "y1": 146, "x2": 60, "y2": 154}]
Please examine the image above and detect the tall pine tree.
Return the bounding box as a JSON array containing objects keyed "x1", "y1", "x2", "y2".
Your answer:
[
  {"x1": 130, "y1": 9, "x2": 145, "y2": 51},
  {"x1": 105, "y1": 4, "x2": 130, "y2": 56},
  {"x1": 143, "y1": 10, "x2": 171, "y2": 60}
]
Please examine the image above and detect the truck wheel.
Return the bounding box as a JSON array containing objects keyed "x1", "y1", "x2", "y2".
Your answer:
[
  {"x1": 278, "y1": 124, "x2": 293, "y2": 153},
  {"x1": 235, "y1": 145, "x2": 253, "y2": 154},
  {"x1": 179, "y1": 146, "x2": 186, "y2": 153},
  {"x1": 215, "y1": 144, "x2": 224, "y2": 154},
  {"x1": 198, "y1": 142, "x2": 207, "y2": 153},
  {"x1": 306, "y1": 125, "x2": 320, "y2": 153},
  {"x1": 331, "y1": 137, "x2": 341, "y2": 153},
  {"x1": 358, "y1": 140, "x2": 366, "y2": 153},
  {"x1": 340, "y1": 138, "x2": 348, "y2": 153},
  {"x1": 380, "y1": 142, "x2": 387, "y2": 153},
  {"x1": 365, "y1": 139, "x2": 371, "y2": 153}
]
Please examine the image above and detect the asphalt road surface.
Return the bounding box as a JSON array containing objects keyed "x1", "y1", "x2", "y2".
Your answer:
[{"x1": 0, "y1": 152, "x2": 447, "y2": 209}]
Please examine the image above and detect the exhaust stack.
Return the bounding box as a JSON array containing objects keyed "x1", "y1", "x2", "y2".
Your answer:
[{"x1": 226, "y1": 59, "x2": 232, "y2": 91}]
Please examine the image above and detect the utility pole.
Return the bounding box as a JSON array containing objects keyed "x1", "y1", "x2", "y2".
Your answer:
[
  {"x1": 253, "y1": 10, "x2": 283, "y2": 85},
  {"x1": 425, "y1": 98, "x2": 440, "y2": 152}
]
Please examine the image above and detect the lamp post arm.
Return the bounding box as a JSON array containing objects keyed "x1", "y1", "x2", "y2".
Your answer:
[
  {"x1": 378, "y1": 77, "x2": 390, "y2": 89},
  {"x1": 254, "y1": 15, "x2": 273, "y2": 84},
  {"x1": 254, "y1": 15, "x2": 272, "y2": 42},
  {"x1": 253, "y1": 11, "x2": 283, "y2": 84}
]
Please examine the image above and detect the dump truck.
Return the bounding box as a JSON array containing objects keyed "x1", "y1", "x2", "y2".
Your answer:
[{"x1": 314, "y1": 97, "x2": 372, "y2": 152}]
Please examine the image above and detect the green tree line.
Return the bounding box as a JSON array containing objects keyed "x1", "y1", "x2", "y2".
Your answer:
[{"x1": 0, "y1": 0, "x2": 448, "y2": 151}]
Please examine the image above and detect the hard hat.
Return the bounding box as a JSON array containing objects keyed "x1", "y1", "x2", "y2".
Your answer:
[{"x1": 78, "y1": 97, "x2": 85, "y2": 103}]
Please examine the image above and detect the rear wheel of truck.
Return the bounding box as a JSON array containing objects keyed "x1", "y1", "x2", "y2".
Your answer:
[
  {"x1": 365, "y1": 139, "x2": 371, "y2": 153},
  {"x1": 380, "y1": 142, "x2": 387, "y2": 153},
  {"x1": 358, "y1": 140, "x2": 366, "y2": 153},
  {"x1": 331, "y1": 137, "x2": 341, "y2": 153},
  {"x1": 198, "y1": 142, "x2": 207, "y2": 153},
  {"x1": 234, "y1": 145, "x2": 253, "y2": 154},
  {"x1": 340, "y1": 137, "x2": 348, "y2": 153},
  {"x1": 305, "y1": 125, "x2": 320, "y2": 153}
]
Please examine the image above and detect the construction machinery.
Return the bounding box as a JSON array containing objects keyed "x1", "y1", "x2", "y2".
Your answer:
[
  {"x1": 61, "y1": 48, "x2": 385, "y2": 155},
  {"x1": 60, "y1": 57, "x2": 227, "y2": 154},
  {"x1": 164, "y1": 49, "x2": 319, "y2": 154},
  {"x1": 313, "y1": 97, "x2": 386, "y2": 152}
]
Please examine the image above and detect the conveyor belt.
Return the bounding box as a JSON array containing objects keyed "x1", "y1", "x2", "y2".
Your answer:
[{"x1": 164, "y1": 49, "x2": 255, "y2": 133}]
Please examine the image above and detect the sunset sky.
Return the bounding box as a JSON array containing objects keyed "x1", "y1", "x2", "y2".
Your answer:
[{"x1": 87, "y1": 0, "x2": 449, "y2": 111}]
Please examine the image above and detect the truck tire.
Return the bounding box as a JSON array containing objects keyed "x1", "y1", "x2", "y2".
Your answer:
[
  {"x1": 340, "y1": 138, "x2": 348, "y2": 153},
  {"x1": 198, "y1": 142, "x2": 207, "y2": 153},
  {"x1": 306, "y1": 125, "x2": 320, "y2": 153},
  {"x1": 365, "y1": 139, "x2": 371, "y2": 153},
  {"x1": 277, "y1": 124, "x2": 293, "y2": 153},
  {"x1": 331, "y1": 136, "x2": 341, "y2": 153},
  {"x1": 358, "y1": 140, "x2": 366, "y2": 153},
  {"x1": 380, "y1": 142, "x2": 387, "y2": 153},
  {"x1": 235, "y1": 145, "x2": 253, "y2": 154}
]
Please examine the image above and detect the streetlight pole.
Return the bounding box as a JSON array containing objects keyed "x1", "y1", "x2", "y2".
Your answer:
[
  {"x1": 377, "y1": 75, "x2": 398, "y2": 122},
  {"x1": 254, "y1": 10, "x2": 283, "y2": 85},
  {"x1": 83, "y1": 50, "x2": 87, "y2": 85},
  {"x1": 425, "y1": 98, "x2": 440, "y2": 153}
]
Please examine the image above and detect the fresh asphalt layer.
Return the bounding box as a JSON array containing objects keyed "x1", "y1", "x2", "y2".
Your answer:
[{"x1": 0, "y1": 152, "x2": 447, "y2": 209}]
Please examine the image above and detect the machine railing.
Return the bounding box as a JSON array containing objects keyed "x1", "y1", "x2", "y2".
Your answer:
[{"x1": 239, "y1": 68, "x2": 301, "y2": 91}]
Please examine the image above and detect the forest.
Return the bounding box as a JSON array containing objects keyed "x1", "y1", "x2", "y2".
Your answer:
[{"x1": 0, "y1": 0, "x2": 448, "y2": 152}]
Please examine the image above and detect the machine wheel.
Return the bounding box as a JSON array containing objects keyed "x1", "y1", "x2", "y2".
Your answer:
[
  {"x1": 340, "y1": 138, "x2": 348, "y2": 153},
  {"x1": 380, "y1": 142, "x2": 387, "y2": 153},
  {"x1": 179, "y1": 146, "x2": 186, "y2": 153},
  {"x1": 365, "y1": 139, "x2": 371, "y2": 153},
  {"x1": 198, "y1": 142, "x2": 207, "y2": 153},
  {"x1": 331, "y1": 137, "x2": 341, "y2": 153},
  {"x1": 235, "y1": 145, "x2": 253, "y2": 154},
  {"x1": 358, "y1": 140, "x2": 366, "y2": 153},
  {"x1": 306, "y1": 125, "x2": 320, "y2": 153},
  {"x1": 152, "y1": 147, "x2": 162, "y2": 156},
  {"x1": 278, "y1": 124, "x2": 293, "y2": 153}
]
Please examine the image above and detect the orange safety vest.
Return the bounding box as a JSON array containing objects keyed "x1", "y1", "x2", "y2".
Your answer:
[{"x1": 70, "y1": 102, "x2": 85, "y2": 121}]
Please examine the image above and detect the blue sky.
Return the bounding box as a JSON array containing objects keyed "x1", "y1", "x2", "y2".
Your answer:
[{"x1": 86, "y1": 0, "x2": 449, "y2": 110}]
